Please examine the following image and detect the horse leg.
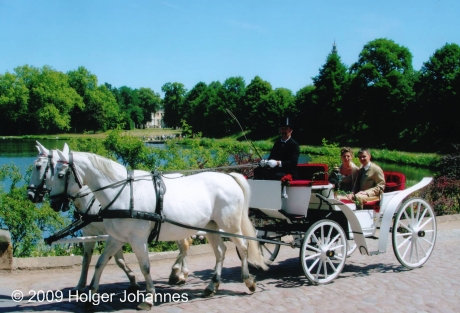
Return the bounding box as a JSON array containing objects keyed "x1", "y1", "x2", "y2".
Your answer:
[
  {"x1": 232, "y1": 237, "x2": 256, "y2": 292},
  {"x1": 202, "y1": 221, "x2": 226, "y2": 297},
  {"x1": 113, "y1": 248, "x2": 141, "y2": 292},
  {"x1": 73, "y1": 241, "x2": 95, "y2": 292},
  {"x1": 130, "y1": 239, "x2": 156, "y2": 311},
  {"x1": 87, "y1": 238, "x2": 124, "y2": 307},
  {"x1": 168, "y1": 238, "x2": 191, "y2": 285}
]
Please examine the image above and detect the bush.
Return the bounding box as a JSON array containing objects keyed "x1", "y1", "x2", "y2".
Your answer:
[
  {"x1": 437, "y1": 144, "x2": 460, "y2": 179},
  {"x1": 419, "y1": 176, "x2": 460, "y2": 216}
]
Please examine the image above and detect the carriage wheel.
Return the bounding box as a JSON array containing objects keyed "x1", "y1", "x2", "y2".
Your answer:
[
  {"x1": 236, "y1": 237, "x2": 281, "y2": 266},
  {"x1": 392, "y1": 197, "x2": 437, "y2": 269},
  {"x1": 300, "y1": 220, "x2": 347, "y2": 284},
  {"x1": 259, "y1": 238, "x2": 281, "y2": 265}
]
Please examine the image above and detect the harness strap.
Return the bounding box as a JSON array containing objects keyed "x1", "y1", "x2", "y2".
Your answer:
[{"x1": 44, "y1": 219, "x2": 92, "y2": 245}]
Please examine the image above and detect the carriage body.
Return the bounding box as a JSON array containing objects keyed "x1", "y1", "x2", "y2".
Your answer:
[{"x1": 248, "y1": 163, "x2": 437, "y2": 284}]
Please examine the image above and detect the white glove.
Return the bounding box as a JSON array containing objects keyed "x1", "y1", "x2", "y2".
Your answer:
[
  {"x1": 259, "y1": 159, "x2": 269, "y2": 167},
  {"x1": 268, "y1": 159, "x2": 278, "y2": 168}
]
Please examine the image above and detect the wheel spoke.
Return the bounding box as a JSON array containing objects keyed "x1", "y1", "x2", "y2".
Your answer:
[
  {"x1": 416, "y1": 238, "x2": 427, "y2": 258},
  {"x1": 326, "y1": 258, "x2": 338, "y2": 272},
  {"x1": 305, "y1": 244, "x2": 321, "y2": 252},
  {"x1": 330, "y1": 243, "x2": 344, "y2": 251},
  {"x1": 418, "y1": 216, "x2": 433, "y2": 230},
  {"x1": 326, "y1": 226, "x2": 333, "y2": 245},
  {"x1": 397, "y1": 221, "x2": 412, "y2": 233},
  {"x1": 304, "y1": 252, "x2": 321, "y2": 260}
]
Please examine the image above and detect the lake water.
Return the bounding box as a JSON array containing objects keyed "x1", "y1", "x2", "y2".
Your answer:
[{"x1": 1, "y1": 138, "x2": 434, "y2": 189}]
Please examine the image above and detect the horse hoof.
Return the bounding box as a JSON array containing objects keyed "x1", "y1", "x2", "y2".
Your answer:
[
  {"x1": 248, "y1": 282, "x2": 257, "y2": 292},
  {"x1": 202, "y1": 288, "x2": 216, "y2": 298},
  {"x1": 72, "y1": 286, "x2": 86, "y2": 293},
  {"x1": 126, "y1": 284, "x2": 141, "y2": 294},
  {"x1": 137, "y1": 301, "x2": 153, "y2": 311},
  {"x1": 168, "y1": 277, "x2": 186, "y2": 285}
]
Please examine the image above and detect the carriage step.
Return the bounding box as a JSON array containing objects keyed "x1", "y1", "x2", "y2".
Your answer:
[{"x1": 278, "y1": 209, "x2": 306, "y2": 220}]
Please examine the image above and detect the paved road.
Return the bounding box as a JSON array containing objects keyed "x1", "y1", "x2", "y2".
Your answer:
[{"x1": 1, "y1": 218, "x2": 459, "y2": 313}]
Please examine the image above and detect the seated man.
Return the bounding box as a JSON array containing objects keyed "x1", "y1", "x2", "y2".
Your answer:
[
  {"x1": 351, "y1": 148, "x2": 385, "y2": 209},
  {"x1": 254, "y1": 117, "x2": 300, "y2": 180}
]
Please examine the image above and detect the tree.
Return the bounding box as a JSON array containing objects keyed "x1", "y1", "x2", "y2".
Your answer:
[
  {"x1": 412, "y1": 43, "x2": 460, "y2": 151},
  {"x1": 0, "y1": 164, "x2": 67, "y2": 257},
  {"x1": 311, "y1": 48, "x2": 348, "y2": 141},
  {"x1": 0, "y1": 71, "x2": 29, "y2": 135},
  {"x1": 218, "y1": 76, "x2": 246, "y2": 135},
  {"x1": 243, "y1": 76, "x2": 272, "y2": 138},
  {"x1": 183, "y1": 82, "x2": 208, "y2": 134},
  {"x1": 67, "y1": 67, "x2": 121, "y2": 133},
  {"x1": 265, "y1": 87, "x2": 296, "y2": 135},
  {"x1": 138, "y1": 87, "x2": 161, "y2": 128},
  {"x1": 345, "y1": 39, "x2": 415, "y2": 148},
  {"x1": 294, "y1": 85, "x2": 317, "y2": 144},
  {"x1": 162, "y1": 82, "x2": 187, "y2": 129}
]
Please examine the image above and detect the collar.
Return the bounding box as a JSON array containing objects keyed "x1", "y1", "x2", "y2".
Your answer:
[
  {"x1": 362, "y1": 162, "x2": 372, "y2": 171},
  {"x1": 281, "y1": 137, "x2": 291, "y2": 143}
]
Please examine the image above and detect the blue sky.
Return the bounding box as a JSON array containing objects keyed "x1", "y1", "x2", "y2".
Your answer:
[{"x1": 1, "y1": 0, "x2": 459, "y2": 95}]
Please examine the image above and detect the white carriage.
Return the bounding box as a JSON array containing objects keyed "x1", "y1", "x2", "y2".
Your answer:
[{"x1": 247, "y1": 164, "x2": 437, "y2": 284}]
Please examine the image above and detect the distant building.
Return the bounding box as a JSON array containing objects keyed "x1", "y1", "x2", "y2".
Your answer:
[{"x1": 146, "y1": 109, "x2": 167, "y2": 128}]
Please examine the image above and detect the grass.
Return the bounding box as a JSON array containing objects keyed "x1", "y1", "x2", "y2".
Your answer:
[{"x1": 6, "y1": 128, "x2": 182, "y2": 140}]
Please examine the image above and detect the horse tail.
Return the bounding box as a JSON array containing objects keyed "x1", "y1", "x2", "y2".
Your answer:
[{"x1": 229, "y1": 173, "x2": 268, "y2": 271}]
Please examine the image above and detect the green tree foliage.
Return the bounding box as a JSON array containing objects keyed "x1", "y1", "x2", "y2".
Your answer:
[
  {"x1": 411, "y1": 43, "x2": 460, "y2": 151},
  {"x1": 346, "y1": 38, "x2": 415, "y2": 148},
  {"x1": 162, "y1": 82, "x2": 187, "y2": 129},
  {"x1": 183, "y1": 82, "x2": 208, "y2": 134},
  {"x1": 67, "y1": 67, "x2": 121, "y2": 133},
  {"x1": 265, "y1": 87, "x2": 296, "y2": 133},
  {"x1": 138, "y1": 87, "x2": 162, "y2": 127},
  {"x1": 103, "y1": 128, "x2": 149, "y2": 169},
  {"x1": 310, "y1": 50, "x2": 349, "y2": 142},
  {"x1": 218, "y1": 76, "x2": 246, "y2": 135},
  {"x1": 243, "y1": 76, "x2": 272, "y2": 138},
  {"x1": 295, "y1": 85, "x2": 316, "y2": 143},
  {"x1": 0, "y1": 164, "x2": 67, "y2": 257},
  {"x1": 0, "y1": 71, "x2": 29, "y2": 135}
]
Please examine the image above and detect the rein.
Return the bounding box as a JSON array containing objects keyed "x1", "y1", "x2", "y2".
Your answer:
[{"x1": 47, "y1": 153, "x2": 261, "y2": 245}]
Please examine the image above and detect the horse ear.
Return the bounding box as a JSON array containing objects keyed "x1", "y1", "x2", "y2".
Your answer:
[
  {"x1": 63, "y1": 143, "x2": 70, "y2": 155},
  {"x1": 57, "y1": 149, "x2": 69, "y2": 163},
  {"x1": 36, "y1": 141, "x2": 49, "y2": 156}
]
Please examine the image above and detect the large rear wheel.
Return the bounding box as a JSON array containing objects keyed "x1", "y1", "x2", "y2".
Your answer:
[
  {"x1": 300, "y1": 220, "x2": 347, "y2": 284},
  {"x1": 392, "y1": 198, "x2": 437, "y2": 269}
]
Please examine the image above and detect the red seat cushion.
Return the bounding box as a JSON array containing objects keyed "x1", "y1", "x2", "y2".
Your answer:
[
  {"x1": 383, "y1": 171, "x2": 406, "y2": 192},
  {"x1": 289, "y1": 180, "x2": 312, "y2": 186}
]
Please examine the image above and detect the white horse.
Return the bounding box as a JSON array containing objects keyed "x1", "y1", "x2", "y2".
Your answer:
[
  {"x1": 49, "y1": 150, "x2": 267, "y2": 310},
  {"x1": 27, "y1": 142, "x2": 190, "y2": 292}
]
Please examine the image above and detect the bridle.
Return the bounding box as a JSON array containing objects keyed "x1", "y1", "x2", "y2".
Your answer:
[
  {"x1": 49, "y1": 152, "x2": 84, "y2": 211},
  {"x1": 27, "y1": 152, "x2": 54, "y2": 202}
]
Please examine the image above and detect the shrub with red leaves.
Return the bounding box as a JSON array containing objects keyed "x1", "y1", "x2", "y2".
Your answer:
[{"x1": 419, "y1": 176, "x2": 460, "y2": 216}]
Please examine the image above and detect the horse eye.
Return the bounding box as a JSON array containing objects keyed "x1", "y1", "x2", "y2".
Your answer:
[
  {"x1": 58, "y1": 174, "x2": 64, "y2": 179},
  {"x1": 36, "y1": 164, "x2": 42, "y2": 169}
]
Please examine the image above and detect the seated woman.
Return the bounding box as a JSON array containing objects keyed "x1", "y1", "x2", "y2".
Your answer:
[{"x1": 336, "y1": 147, "x2": 359, "y2": 192}]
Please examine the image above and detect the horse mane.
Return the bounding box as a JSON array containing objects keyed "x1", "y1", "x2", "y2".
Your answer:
[{"x1": 85, "y1": 152, "x2": 125, "y2": 182}]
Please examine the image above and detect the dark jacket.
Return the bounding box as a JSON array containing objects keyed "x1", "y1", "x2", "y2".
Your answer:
[{"x1": 268, "y1": 137, "x2": 300, "y2": 179}]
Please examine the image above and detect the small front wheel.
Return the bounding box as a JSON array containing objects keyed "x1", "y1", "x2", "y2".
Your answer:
[
  {"x1": 300, "y1": 220, "x2": 347, "y2": 284},
  {"x1": 392, "y1": 198, "x2": 437, "y2": 269}
]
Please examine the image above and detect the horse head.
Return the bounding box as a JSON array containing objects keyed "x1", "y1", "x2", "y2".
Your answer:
[{"x1": 27, "y1": 141, "x2": 70, "y2": 203}]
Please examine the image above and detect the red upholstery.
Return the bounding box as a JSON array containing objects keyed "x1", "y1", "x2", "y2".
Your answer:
[
  {"x1": 295, "y1": 163, "x2": 329, "y2": 185},
  {"x1": 384, "y1": 171, "x2": 406, "y2": 192},
  {"x1": 361, "y1": 171, "x2": 406, "y2": 211}
]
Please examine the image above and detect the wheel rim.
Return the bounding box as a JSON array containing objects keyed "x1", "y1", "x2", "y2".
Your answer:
[
  {"x1": 300, "y1": 220, "x2": 347, "y2": 284},
  {"x1": 260, "y1": 239, "x2": 281, "y2": 265},
  {"x1": 392, "y1": 198, "x2": 437, "y2": 269}
]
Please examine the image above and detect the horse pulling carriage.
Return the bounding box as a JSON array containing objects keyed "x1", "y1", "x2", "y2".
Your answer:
[
  {"x1": 28, "y1": 142, "x2": 436, "y2": 310},
  {"x1": 247, "y1": 163, "x2": 436, "y2": 284}
]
